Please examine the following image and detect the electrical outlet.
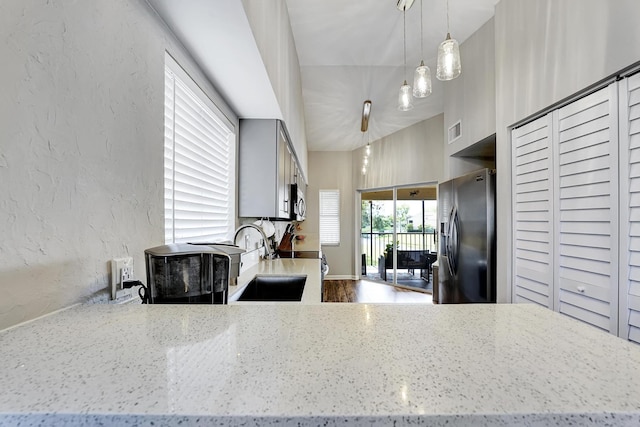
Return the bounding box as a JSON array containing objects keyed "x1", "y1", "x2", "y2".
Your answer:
[{"x1": 110, "y1": 257, "x2": 133, "y2": 300}]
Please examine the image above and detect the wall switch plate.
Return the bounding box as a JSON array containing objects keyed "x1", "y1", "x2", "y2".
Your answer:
[{"x1": 110, "y1": 257, "x2": 133, "y2": 300}]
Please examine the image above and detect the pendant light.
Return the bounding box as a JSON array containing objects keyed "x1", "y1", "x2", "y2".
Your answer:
[
  {"x1": 436, "y1": 0, "x2": 461, "y2": 81},
  {"x1": 398, "y1": 9, "x2": 413, "y2": 111},
  {"x1": 396, "y1": 0, "x2": 415, "y2": 11},
  {"x1": 413, "y1": 0, "x2": 432, "y2": 98}
]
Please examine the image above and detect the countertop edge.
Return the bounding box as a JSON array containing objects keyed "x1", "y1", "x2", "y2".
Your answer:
[{"x1": 3, "y1": 411, "x2": 640, "y2": 427}]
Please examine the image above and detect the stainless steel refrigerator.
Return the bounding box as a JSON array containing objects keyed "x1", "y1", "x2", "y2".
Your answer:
[{"x1": 437, "y1": 169, "x2": 496, "y2": 303}]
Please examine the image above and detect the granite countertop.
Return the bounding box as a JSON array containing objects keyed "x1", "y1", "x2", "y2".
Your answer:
[{"x1": 1, "y1": 302, "x2": 640, "y2": 426}]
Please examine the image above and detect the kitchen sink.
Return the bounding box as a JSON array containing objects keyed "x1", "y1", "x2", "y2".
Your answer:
[{"x1": 236, "y1": 275, "x2": 306, "y2": 301}]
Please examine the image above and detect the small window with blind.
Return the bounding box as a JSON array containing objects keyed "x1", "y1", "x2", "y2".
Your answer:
[
  {"x1": 164, "y1": 53, "x2": 235, "y2": 244},
  {"x1": 319, "y1": 190, "x2": 340, "y2": 246}
]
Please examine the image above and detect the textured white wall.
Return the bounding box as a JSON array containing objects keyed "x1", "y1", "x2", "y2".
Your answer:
[
  {"x1": 494, "y1": 0, "x2": 640, "y2": 303},
  {"x1": 241, "y1": 0, "x2": 309, "y2": 182},
  {"x1": 0, "y1": 0, "x2": 236, "y2": 329}
]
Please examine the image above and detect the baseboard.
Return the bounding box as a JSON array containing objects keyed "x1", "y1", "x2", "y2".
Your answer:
[{"x1": 324, "y1": 275, "x2": 357, "y2": 280}]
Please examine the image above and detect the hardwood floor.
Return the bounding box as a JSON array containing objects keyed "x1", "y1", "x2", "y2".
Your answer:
[{"x1": 322, "y1": 279, "x2": 433, "y2": 304}]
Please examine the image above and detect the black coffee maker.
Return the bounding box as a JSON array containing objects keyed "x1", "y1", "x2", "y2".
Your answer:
[{"x1": 144, "y1": 243, "x2": 231, "y2": 304}]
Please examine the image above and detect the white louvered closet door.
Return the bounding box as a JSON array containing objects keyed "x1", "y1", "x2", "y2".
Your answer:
[
  {"x1": 620, "y1": 72, "x2": 640, "y2": 344},
  {"x1": 512, "y1": 115, "x2": 554, "y2": 308},
  {"x1": 554, "y1": 84, "x2": 619, "y2": 334}
]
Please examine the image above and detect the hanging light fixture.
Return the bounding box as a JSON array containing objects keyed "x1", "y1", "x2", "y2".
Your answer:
[
  {"x1": 436, "y1": 0, "x2": 461, "y2": 81},
  {"x1": 397, "y1": 8, "x2": 413, "y2": 111},
  {"x1": 361, "y1": 100, "x2": 371, "y2": 175},
  {"x1": 361, "y1": 100, "x2": 371, "y2": 132},
  {"x1": 413, "y1": 0, "x2": 432, "y2": 98},
  {"x1": 396, "y1": 0, "x2": 415, "y2": 11}
]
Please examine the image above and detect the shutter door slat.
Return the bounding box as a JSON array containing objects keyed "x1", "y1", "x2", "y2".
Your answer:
[
  {"x1": 513, "y1": 115, "x2": 553, "y2": 309},
  {"x1": 558, "y1": 115, "x2": 609, "y2": 144},
  {"x1": 516, "y1": 168, "x2": 549, "y2": 184},
  {"x1": 560, "y1": 195, "x2": 610, "y2": 210},
  {"x1": 623, "y1": 73, "x2": 640, "y2": 342},
  {"x1": 559, "y1": 298, "x2": 610, "y2": 331},
  {"x1": 516, "y1": 158, "x2": 550, "y2": 175},
  {"x1": 516, "y1": 239, "x2": 550, "y2": 253},
  {"x1": 559, "y1": 99, "x2": 609, "y2": 132},
  {"x1": 559, "y1": 141, "x2": 610, "y2": 165},
  {"x1": 560, "y1": 232, "x2": 610, "y2": 249},
  {"x1": 516, "y1": 190, "x2": 550, "y2": 204},
  {"x1": 556, "y1": 85, "x2": 617, "y2": 333},
  {"x1": 515, "y1": 137, "x2": 548, "y2": 156},
  {"x1": 516, "y1": 230, "x2": 550, "y2": 243},
  {"x1": 515, "y1": 286, "x2": 550, "y2": 306},
  {"x1": 559, "y1": 168, "x2": 610, "y2": 188},
  {"x1": 558, "y1": 88, "x2": 609, "y2": 119},
  {"x1": 559, "y1": 244, "x2": 609, "y2": 262},
  {"x1": 516, "y1": 210, "x2": 551, "y2": 222}
]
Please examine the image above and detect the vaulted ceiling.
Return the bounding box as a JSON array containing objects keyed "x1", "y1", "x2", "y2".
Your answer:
[
  {"x1": 147, "y1": 0, "x2": 499, "y2": 152},
  {"x1": 286, "y1": 0, "x2": 499, "y2": 151}
]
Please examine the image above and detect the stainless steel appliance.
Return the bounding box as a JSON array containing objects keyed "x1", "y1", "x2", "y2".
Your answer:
[
  {"x1": 290, "y1": 183, "x2": 306, "y2": 221},
  {"x1": 438, "y1": 169, "x2": 496, "y2": 303},
  {"x1": 144, "y1": 243, "x2": 231, "y2": 304}
]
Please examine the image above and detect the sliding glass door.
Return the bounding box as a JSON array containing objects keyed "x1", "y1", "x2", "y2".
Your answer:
[{"x1": 360, "y1": 185, "x2": 438, "y2": 292}]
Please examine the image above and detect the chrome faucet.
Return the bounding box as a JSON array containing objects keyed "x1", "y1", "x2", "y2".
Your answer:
[{"x1": 233, "y1": 224, "x2": 275, "y2": 260}]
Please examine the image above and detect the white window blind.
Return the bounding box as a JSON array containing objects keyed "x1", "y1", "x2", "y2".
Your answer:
[
  {"x1": 164, "y1": 56, "x2": 234, "y2": 244},
  {"x1": 319, "y1": 190, "x2": 340, "y2": 245}
]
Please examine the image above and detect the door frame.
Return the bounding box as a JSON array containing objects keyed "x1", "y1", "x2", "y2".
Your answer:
[{"x1": 355, "y1": 181, "x2": 438, "y2": 284}]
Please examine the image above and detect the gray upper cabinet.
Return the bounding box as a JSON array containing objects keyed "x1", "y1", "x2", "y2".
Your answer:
[{"x1": 239, "y1": 119, "x2": 300, "y2": 220}]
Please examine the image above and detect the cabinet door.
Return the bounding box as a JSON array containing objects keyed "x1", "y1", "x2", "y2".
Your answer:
[
  {"x1": 512, "y1": 114, "x2": 554, "y2": 308},
  {"x1": 278, "y1": 126, "x2": 289, "y2": 218},
  {"x1": 619, "y1": 72, "x2": 640, "y2": 344},
  {"x1": 554, "y1": 84, "x2": 619, "y2": 334}
]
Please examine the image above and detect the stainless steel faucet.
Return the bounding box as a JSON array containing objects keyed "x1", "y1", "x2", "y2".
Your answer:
[{"x1": 233, "y1": 223, "x2": 275, "y2": 260}]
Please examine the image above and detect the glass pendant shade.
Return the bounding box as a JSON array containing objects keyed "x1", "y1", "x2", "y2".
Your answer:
[
  {"x1": 436, "y1": 33, "x2": 461, "y2": 81},
  {"x1": 365, "y1": 143, "x2": 371, "y2": 156},
  {"x1": 398, "y1": 81, "x2": 413, "y2": 111},
  {"x1": 413, "y1": 60, "x2": 432, "y2": 98}
]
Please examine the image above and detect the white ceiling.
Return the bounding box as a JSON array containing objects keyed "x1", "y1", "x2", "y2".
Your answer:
[
  {"x1": 147, "y1": 0, "x2": 499, "y2": 152},
  {"x1": 286, "y1": 0, "x2": 499, "y2": 151}
]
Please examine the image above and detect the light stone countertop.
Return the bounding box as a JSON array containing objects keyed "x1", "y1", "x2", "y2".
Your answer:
[{"x1": 1, "y1": 302, "x2": 640, "y2": 426}]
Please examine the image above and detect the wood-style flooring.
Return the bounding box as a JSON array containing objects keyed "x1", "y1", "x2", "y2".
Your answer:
[{"x1": 322, "y1": 279, "x2": 433, "y2": 304}]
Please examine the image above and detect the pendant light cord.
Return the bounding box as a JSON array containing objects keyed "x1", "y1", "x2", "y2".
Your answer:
[
  {"x1": 446, "y1": 0, "x2": 450, "y2": 34},
  {"x1": 403, "y1": 9, "x2": 407, "y2": 81},
  {"x1": 420, "y1": 0, "x2": 423, "y2": 58}
]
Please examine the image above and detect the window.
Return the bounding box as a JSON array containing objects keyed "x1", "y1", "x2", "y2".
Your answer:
[
  {"x1": 164, "y1": 54, "x2": 235, "y2": 244},
  {"x1": 319, "y1": 190, "x2": 340, "y2": 245}
]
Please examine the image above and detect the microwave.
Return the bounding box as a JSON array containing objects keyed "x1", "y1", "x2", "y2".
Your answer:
[{"x1": 290, "y1": 183, "x2": 306, "y2": 221}]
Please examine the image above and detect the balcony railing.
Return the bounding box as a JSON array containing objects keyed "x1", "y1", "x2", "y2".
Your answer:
[{"x1": 361, "y1": 231, "x2": 437, "y2": 266}]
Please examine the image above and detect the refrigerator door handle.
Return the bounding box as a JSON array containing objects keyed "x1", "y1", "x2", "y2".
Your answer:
[{"x1": 447, "y1": 206, "x2": 460, "y2": 276}]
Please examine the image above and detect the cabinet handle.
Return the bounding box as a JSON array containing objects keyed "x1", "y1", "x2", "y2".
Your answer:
[{"x1": 577, "y1": 286, "x2": 585, "y2": 293}]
